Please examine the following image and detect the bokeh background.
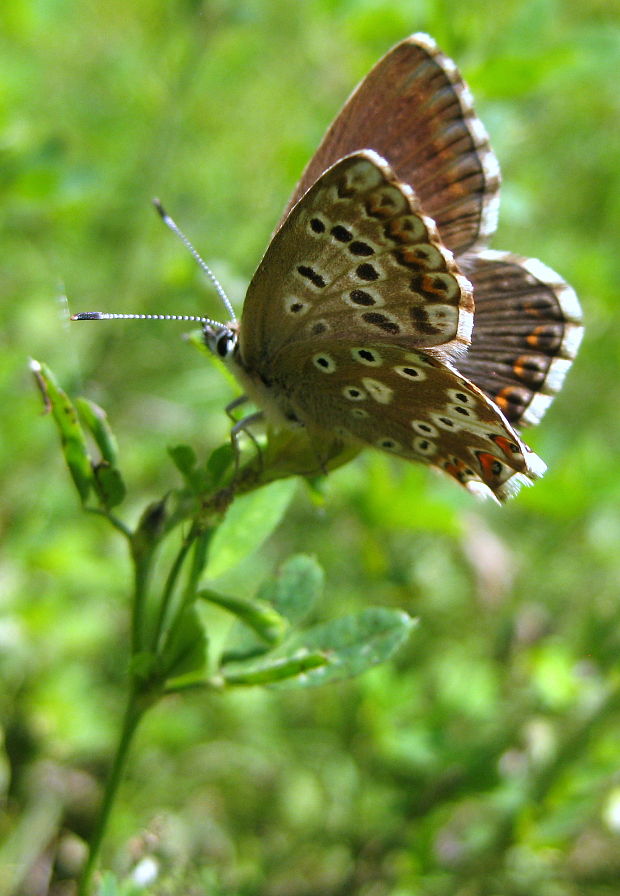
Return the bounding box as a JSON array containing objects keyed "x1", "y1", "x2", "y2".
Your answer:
[{"x1": 3, "y1": 0, "x2": 620, "y2": 893}]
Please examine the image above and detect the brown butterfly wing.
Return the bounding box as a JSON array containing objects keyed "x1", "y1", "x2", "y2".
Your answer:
[
  {"x1": 270, "y1": 342, "x2": 545, "y2": 502},
  {"x1": 280, "y1": 33, "x2": 500, "y2": 256},
  {"x1": 240, "y1": 152, "x2": 473, "y2": 374},
  {"x1": 456, "y1": 251, "x2": 584, "y2": 427}
]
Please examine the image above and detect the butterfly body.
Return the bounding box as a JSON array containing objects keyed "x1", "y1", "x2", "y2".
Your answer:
[{"x1": 206, "y1": 35, "x2": 582, "y2": 502}]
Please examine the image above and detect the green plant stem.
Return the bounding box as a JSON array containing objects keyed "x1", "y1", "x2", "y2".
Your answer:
[
  {"x1": 186, "y1": 527, "x2": 214, "y2": 600},
  {"x1": 151, "y1": 526, "x2": 198, "y2": 651},
  {"x1": 131, "y1": 553, "x2": 151, "y2": 654},
  {"x1": 78, "y1": 691, "x2": 145, "y2": 896},
  {"x1": 86, "y1": 506, "x2": 132, "y2": 539},
  {"x1": 152, "y1": 526, "x2": 215, "y2": 655}
]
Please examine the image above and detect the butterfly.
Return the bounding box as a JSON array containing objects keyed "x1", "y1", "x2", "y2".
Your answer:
[{"x1": 74, "y1": 33, "x2": 583, "y2": 503}]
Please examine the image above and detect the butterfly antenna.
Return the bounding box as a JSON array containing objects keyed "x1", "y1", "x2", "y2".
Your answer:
[
  {"x1": 71, "y1": 310, "x2": 225, "y2": 327},
  {"x1": 153, "y1": 198, "x2": 237, "y2": 323},
  {"x1": 72, "y1": 200, "x2": 238, "y2": 327}
]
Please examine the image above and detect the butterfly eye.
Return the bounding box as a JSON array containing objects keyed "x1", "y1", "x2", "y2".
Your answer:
[{"x1": 207, "y1": 327, "x2": 237, "y2": 359}]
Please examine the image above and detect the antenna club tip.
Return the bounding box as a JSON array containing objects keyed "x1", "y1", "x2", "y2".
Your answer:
[
  {"x1": 71, "y1": 311, "x2": 104, "y2": 320},
  {"x1": 152, "y1": 197, "x2": 167, "y2": 219}
]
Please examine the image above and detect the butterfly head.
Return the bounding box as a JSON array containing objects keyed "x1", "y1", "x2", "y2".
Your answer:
[{"x1": 204, "y1": 322, "x2": 239, "y2": 361}]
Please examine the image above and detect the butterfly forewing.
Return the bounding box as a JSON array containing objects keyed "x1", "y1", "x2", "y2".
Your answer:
[
  {"x1": 281, "y1": 33, "x2": 500, "y2": 256},
  {"x1": 240, "y1": 152, "x2": 474, "y2": 371},
  {"x1": 456, "y1": 250, "x2": 584, "y2": 426}
]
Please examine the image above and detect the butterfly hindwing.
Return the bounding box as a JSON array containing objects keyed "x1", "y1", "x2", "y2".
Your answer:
[
  {"x1": 272, "y1": 341, "x2": 545, "y2": 502},
  {"x1": 281, "y1": 33, "x2": 500, "y2": 256},
  {"x1": 456, "y1": 250, "x2": 584, "y2": 426},
  {"x1": 240, "y1": 152, "x2": 474, "y2": 371}
]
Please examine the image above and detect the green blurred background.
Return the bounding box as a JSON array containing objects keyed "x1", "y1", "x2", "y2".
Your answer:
[{"x1": 3, "y1": 0, "x2": 620, "y2": 893}]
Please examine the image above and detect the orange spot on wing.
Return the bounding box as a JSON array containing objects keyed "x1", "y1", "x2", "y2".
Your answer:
[
  {"x1": 476, "y1": 451, "x2": 504, "y2": 484},
  {"x1": 489, "y1": 434, "x2": 519, "y2": 460}
]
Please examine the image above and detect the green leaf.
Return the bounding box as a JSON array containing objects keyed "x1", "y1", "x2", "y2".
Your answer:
[
  {"x1": 160, "y1": 605, "x2": 208, "y2": 684},
  {"x1": 256, "y1": 554, "x2": 324, "y2": 626},
  {"x1": 75, "y1": 398, "x2": 126, "y2": 507},
  {"x1": 218, "y1": 555, "x2": 324, "y2": 663},
  {"x1": 199, "y1": 588, "x2": 288, "y2": 645},
  {"x1": 75, "y1": 397, "x2": 119, "y2": 465},
  {"x1": 169, "y1": 444, "x2": 217, "y2": 496},
  {"x1": 93, "y1": 462, "x2": 126, "y2": 508},
  {"x1": 206, "y1": 443, "x2": 235, "y2": 485},
  {"x1": 169, "y1": 444, "x2": 198, "y2": 482},
  {"x1": 220, "y1": 649, "x2": 328, "y2": 686},
  {"x1": 206, "y1": 478, "x2": 297, "y2": 577},
  {"x1": 132, "y1": 498, "x2": 169, "y2": 561},
  {"x1": 186, "y1": 528, "x2": 214, "y2": 592},
  {"x1": 271, "y1": 608, "x2": 417, "y2": 688},
  {"x1": 31, "y1": 360, "x2": 93, "y2": 503}
]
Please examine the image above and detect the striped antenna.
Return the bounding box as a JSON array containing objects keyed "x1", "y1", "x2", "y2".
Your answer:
[
  {"x1": 71, "y1": 310, "x2": 224, "y2": 327},
  {"x1": 153, "y1": 198, "x2": 237, "y2": 323},
  {"x1": 71, "y1": 200, "x2": 236, "y2": 327}
]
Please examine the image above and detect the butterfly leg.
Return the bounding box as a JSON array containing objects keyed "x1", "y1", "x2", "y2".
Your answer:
[
  {"x1": 225, "y1": 394, "x2": 250, "y2": 421},
  {"x1": 225, "y1": 396, "x2": 257, "y2": 456},
  {"x1": 228, "y1": 406, "x2": 265, "y2": 475}
]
